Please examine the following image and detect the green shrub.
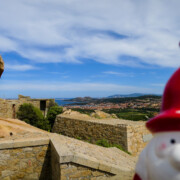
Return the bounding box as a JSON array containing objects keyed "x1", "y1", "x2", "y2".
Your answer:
[
  {"x1": 17, "y1": 103, "x2": 50, "y2": 131},
  {"x1": 96, "y1": 139, "x2": 110, "y2": 147},
  {"x1": 117, "y1": 113, "x2": 147, "y2": 121},
  {"x1": 103, "y1": 108, "x2": 159, "y2": 121},
  {"x1": 76, "y1": 136, "x2": 82, "y2": 140},
  {"x1": 96, "y1": 139, "x2": 130, "y2": 154},
  {"x1": 46, "y1": 106, "x2": 63, "y2": 128}
]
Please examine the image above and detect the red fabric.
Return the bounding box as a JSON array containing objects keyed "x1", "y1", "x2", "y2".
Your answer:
[
  {"x1": 133, "y1": 173, "x2": 142, "y2": 180},
  {"x1": 146, "y1": 68, "x2": 180, "y2": 133}
]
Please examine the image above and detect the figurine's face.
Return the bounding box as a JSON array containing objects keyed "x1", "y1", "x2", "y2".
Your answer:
[
  {"x1": 135, "y1": 132, "x2": 180, "y2": 180},
  {"x1": 154, "y1": 132, "x2": 180, "y2": 171}
]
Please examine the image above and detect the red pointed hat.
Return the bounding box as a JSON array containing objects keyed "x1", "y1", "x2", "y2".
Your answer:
[{"x1": 146, "y1": 68, "x2": 180, "y2": 133}]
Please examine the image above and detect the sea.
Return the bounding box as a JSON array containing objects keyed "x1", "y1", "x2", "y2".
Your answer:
[{"x1": 55, "y1": 99, "x2": 77, "y2": 106}]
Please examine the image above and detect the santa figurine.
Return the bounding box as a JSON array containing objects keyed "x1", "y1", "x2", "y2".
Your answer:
[{"x1": 134, "y1": 68, "x2": 180, "y2": 180}]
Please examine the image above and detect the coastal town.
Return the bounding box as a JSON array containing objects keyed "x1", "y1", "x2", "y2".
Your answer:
[{"x1": 65, "y1": 96, "x2": 161, "y2": 111}]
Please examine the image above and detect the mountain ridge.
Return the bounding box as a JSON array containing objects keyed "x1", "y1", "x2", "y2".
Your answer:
[{"x1": 108, "y1": 93, "x2": 147, "y2": 98}]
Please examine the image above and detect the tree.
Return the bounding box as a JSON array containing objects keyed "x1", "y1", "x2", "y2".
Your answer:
[
  {"x1": 17, "y1": 103, "x2": 50, "y2": 131},
  {"x1": 46, "y1": 106, "x2": 63, "y2": 128}
]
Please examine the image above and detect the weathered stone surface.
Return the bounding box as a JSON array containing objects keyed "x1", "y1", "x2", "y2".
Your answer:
[
  {"x1": 92, "y1": 170, "x2": 105, "y2": 177},
  {"x1": 1, "y1": 170, "x2": 14, "y2": 177},
  {"x1": 99, "y1": 162, "x2": 111, "y2": 172},
  {"x1": 0, "y1": 145, "x2": 51, "y2": 180},
  {"x1": 2, "y1": 177, "x2": 10, "y2": 180},
  {"x1": 126, "y1": 124, "x2": 151, "y2": 156},
  {"x1": 60, "y1": 163, "x2": 113, "y2": 179},
  {"x1": 69, "y1": 170, "x2": 91, "y2": 178}
]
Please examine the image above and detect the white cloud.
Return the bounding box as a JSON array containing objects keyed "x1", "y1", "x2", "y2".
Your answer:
[
  {"x1": 5, "y1": 64, "x2": 38, "y2": 71},
  {"x1": 0, "y1": 81, "x2": 156, "y2": 94},
  {"x1": 151, "y1": 83, "x2": 165, "y2": 87},
  {"x1": 0, "y1": 0, "x2": 180, "y2": 67},
  {"x1": 103, "y1": 71, "x2": 134, "y2": 77}
]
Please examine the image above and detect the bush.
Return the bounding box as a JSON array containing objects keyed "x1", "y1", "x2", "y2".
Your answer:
[
  {"x1": 96, "y1": 139, "x2": 130, "y2": 154},
  {"x1": 117, "y1": 113, "x2": 147, "y2": 121},
  {"x1": 17, "y1": 103, "x2": 50, "y2": 131},
  {"x1": 96, "y1": 139, "x2": 110, "y2": 147},
  {"x1": 46, "y1": 106, "x2": 63, "y2": 128}
]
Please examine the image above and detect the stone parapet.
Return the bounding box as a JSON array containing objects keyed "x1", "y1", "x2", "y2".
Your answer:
[
  {"x1": 53, "y1": 114, "x2": 151, "y2": 155},
  {"x1": 50, "y1": 133, "x2": 136, "y2": 180},
  {"x1": 0, "y1": 136, "x2": 49, "y2": 150},
  {"x1": 53, "y1": 116, "x2": 128, "y2": 151}
]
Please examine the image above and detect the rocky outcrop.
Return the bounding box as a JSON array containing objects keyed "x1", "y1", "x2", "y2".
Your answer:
[
  {"x1": 62, "y1": 109, "x2": 117, "y2": 119},
  {"x1": 90, "y1": 110, "x2": 117, "y2": 119},
  {"x1": 0, "y1": 55, "x2": 4, "y2": 77},
  {"x1": 62, "y1": 109, "x2": 90, "y2": 119}
]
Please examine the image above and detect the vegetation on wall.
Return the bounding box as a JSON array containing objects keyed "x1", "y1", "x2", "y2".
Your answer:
[
  {"x1": 95, "y1": 139, "x2": 130, "y2": 154},
  {"x1": 17, "y1": 103, "x2": 50, "y2": 131},
  {"x1": 46, "y1": 105, "x2": 63, "y2": 128},
  {"x1": 74, "y1": 137, "x2": 130, "y2": 154}
]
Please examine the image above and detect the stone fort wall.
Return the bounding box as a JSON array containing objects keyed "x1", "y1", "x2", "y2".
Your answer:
[
  {"x1": 0, "y1": 133, "x2": 134, "y2": 180},
  {"x1": 53, "y1": 116, "x2": 128, "y2": 150},
  {"x1": 50, "y1": 133, "x2": 134, "y2": 180},
  {"x1": 0, "y1": 95, "x2": 54, "y2": 119},
  {"x1": 51, "y1": 142, "x2": 114, "y2": 180},
  {"x1": 53, "y1": 115, "x2": 151, "y2": 156},
  {"x1": 0, "y1": 137, "x2": 51, "y2": 180}
]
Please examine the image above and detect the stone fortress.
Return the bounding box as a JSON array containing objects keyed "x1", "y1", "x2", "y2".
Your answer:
[
  {"x1": 0, "y1": 117, "x2": 137, "y2": 180},
  {"x1": 0, "y1": 56, "x2": 152, "y2": 180},
  {"x1": 0, "y1": 94, "x2": 54, "y2": 119}
]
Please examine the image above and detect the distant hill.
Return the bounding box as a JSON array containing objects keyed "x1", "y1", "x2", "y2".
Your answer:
[
  {"x1": 65, "y1": 96, "x2": 97, "y2": 102},
  {"x1": 108, "y1": 93, "x2": 147, "y2": 98}
]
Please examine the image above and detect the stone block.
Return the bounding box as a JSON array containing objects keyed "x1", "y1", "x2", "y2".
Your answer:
[
  {"x1": 73, "y1": 154, "x2": 99, "y2": 169},
  {"x1": 2, "y1": 170, "x2": 14, "y2": 177},
  {"x1": 36, "y1": 151, "x2": 46, "y2": 160},
  {"x1": 0, "y1": 140, "x2": 13, "y2": 150},
  {"x1": 69, "y1": 170, "x2": 91, "y2": 178},
  {"x1": 60, "y1": 155, "x2": 74, "y2": 163},
  {"x1": 61, "y1": 164, "x2": 68, "y2": 169},
  {"x1": 61, "y1": 166, "x2": 77, "y2": 176},
  {"x1": 23, "y1": 147, "x2": 33, "y2": 152},
  {"x1": 92, "y1": 170, "x2": 105, "y2": 177},
  {"x1": 98, "y1": 162, "x2": 111, "y2": 173},
  {"x1": 2, "y1": 177, "x2": 10, "y2": 180}
]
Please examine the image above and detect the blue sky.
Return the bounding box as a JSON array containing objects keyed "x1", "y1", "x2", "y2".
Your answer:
[{"x1": 0, "y1": 0, "x2": 179, "y2": 98}]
